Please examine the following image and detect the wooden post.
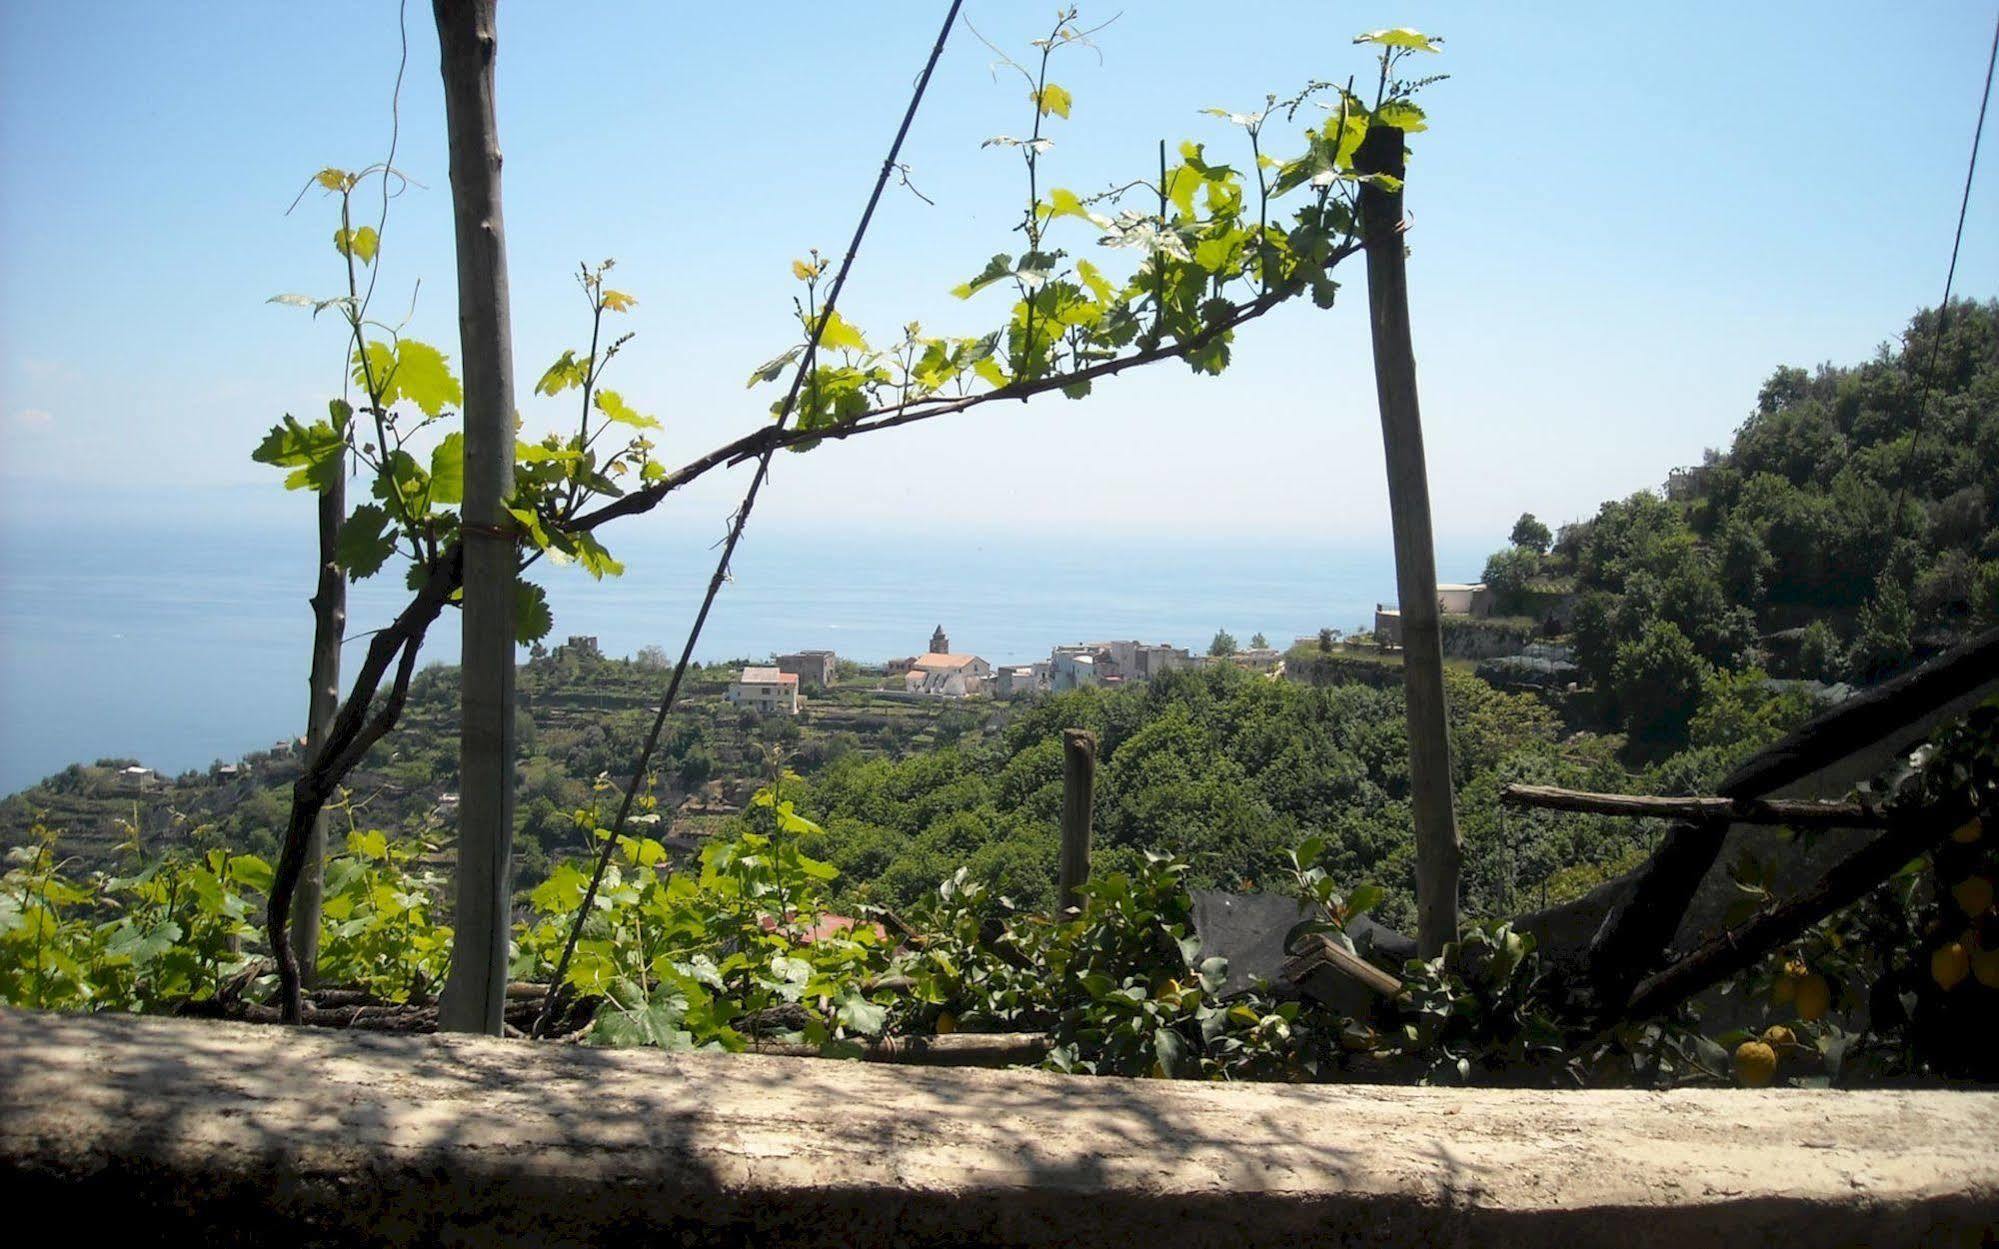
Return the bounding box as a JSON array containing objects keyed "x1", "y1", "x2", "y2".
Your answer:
[
  {"x1": 294, "y1": 472, "x2": 346, "y2": 987},
  {"x1": 1058, "y1": 729, "x2": 1097, "y2": 915},
  {"x1": 435, "y1": 0, "x2": 518, "y2": 1035},
  {"x1": 1356, "y1": 122, "x2": 1461, "y2": 959}
]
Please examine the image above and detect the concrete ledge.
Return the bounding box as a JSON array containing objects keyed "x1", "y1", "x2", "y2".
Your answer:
[{"x1": 2, "y1": 1008, "x2": 1995, "y2": 1247}]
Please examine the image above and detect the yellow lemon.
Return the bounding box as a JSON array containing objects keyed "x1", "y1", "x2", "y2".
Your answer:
[
  {"x1": 1951, "y1": 817, "x2": 1984, "y2": 845},
  {"x1": 1952, "y1": 876, "x2": 1994, "y2": 918},
  {"x1": 1794, "y1": 973, "x2": 1832, "y2": 1022},
  {"x1": 1933, "y1": 942, "x2": 1972, "y2": 991},
  {"x1": 1973, "y1": 948, "x2": 1999, "y2": 990},
  {"x1": 1771, "y1": 972, "x2": 1797, "y2": 1006},
  {"x1": 1761, "y1": 1025, "x2": 1797, "y2": 1052},
  {"x1": 936, "y1": 1011, "x2": 958, "y2": 1035},
  {"x1": 1733, "y1": 1040, "x2": 1778, "y2": 1087}
]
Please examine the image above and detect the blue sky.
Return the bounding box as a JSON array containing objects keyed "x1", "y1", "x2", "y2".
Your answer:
[{"x1": 1, "y1": 2, "x2": 1994, "y2": 548}]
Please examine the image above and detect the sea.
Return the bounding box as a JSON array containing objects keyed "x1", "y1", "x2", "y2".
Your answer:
[{"x1": 0, "y1": 499, "x2": 1485, "y2": 796}]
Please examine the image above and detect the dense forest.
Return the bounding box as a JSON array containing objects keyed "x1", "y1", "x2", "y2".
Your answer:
[{"x1": 1486, "y1": 300, "x2": 1998, "y2": 752}]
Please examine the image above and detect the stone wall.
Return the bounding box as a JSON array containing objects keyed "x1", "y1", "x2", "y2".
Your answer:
[{"x1": 2, "y1": 1009, "x2": 1994, "y2": 1248}]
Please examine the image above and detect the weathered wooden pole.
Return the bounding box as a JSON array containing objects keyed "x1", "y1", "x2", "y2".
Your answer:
[
  {"x1": 1058, "y1": 728, "x2": 1097, "y2": 915},
  {"x1": 294, "y1": 469, "x2": 346, "y2": 987},
  {"x1": 435, "y1": 0, "x2": 518, "y2": 1035},
  {"x1": 1356, "y1": 122, "x2": 1461, "y2": 959}
]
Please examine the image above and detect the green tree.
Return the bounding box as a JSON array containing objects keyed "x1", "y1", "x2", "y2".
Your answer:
[
  {"x1": 1610, "y1": 620, "x2": 1711, "y2": 752},
  {"x1": 1249, "y1": 632, "x2": 1269, "y2": 650},
  {"x1": 1481, "y1": 546, "x2": 1539, "y2": 598},
  {"x1": 1509, "y1": 512, "x2": 1552, "y2": 554},
  {"x1": 1208, "y1": 629, "x2": 1238, "y2": 657}
]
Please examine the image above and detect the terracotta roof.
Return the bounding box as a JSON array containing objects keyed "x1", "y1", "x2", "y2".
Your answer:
[
  {"x1": 912, "y1": 652, "x2": 979, "y2": 670},
  {"x1": 737, "y1": 667, "x2": 798, "y2": 684}
]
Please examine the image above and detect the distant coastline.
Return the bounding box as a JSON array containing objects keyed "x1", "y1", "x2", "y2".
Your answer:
[{"x1": 0, "y1": 517, "x2": 1489, "y2": 795}]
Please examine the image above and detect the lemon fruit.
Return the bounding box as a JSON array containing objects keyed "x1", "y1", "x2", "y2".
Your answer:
[
  {"x1": 1973, "y1": 948, "x2": 1999, "y2": 990},
  {"x1": 1761, "y1": 1025, "x2": 1797, "y2": 1052},
  {"x1": 1933, "y1": 942, "x2": 1972, "y2": 990},
  {"x1": 1952, "y1": 876, "x2": 1994, "y2": 918},
  {"x1": 1951, "y1": 817, "x2": 1984, "y2": 845},
  {"x1": 1793, "y1": 973, "x2": 1832, "y2": 1021},
  {"x1": 1733, "y1": 1040, "x2": 1778, "y2": 1087}
]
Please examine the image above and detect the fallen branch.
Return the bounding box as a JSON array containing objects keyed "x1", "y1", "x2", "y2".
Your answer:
[
  {"x1": 746, "y1": 1032, "x2": 1052, "y2": 1068},
  {"x1": 1500, "y1": 784, "x2": 1888, "y2": 829}
]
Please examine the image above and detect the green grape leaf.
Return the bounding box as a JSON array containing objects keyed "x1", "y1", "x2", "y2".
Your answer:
[
  {"x1": 428, "y1": 431, "x2": 465, "y2": 507},
  {"x1": 227, "y1": 854, "x2": 276, "y2": 894},
  {"x1": 950, "y1": 253, "x2": 1018, "y2": 300},
  {"x1": 388, "y1": 339, "x2": 463, "y2": 416},
  {"x1": 570, "y1": 530, "x2": 624, "y2": 580},
  {"x1": 813, "y1": 309, "x2": 868, "y2": 354},
  {"x1": 335, "y1": 504, "x2": 396, "y2": 578},
  {"x1": 514, "y1": 580, "x2": 553, "y2": 644},
  {"x1": 593, "y1": 389, "x2": 661, "y2": 430},
  {"x1": 333, "y1": 226, "x2": 379, "y2": 265},
  {"x1": 252, "y1": 414, "x2": 345, "y2": 493},
  {"x1": 835, "y1": 988, "x2": 888, "y2": 1036},
  {"x1": 1075, "y1": 259, "x2": 1115, "y2": 304},
  {"x1": 746, "y1": 345, "x2": 803, "y2": 388},
  {"x1": 1354, "y1": 28, "x2": 1442, "y2": 52},
  {"x1": 536, "y1": 349, "x2": 584, "y2": 397},
  {"x1": 1373, "y1": 99, "x2": 1427, "y2": 133},
  {"x1": 1034, "y1": 82, "x2": 1073, "y2": 119}
]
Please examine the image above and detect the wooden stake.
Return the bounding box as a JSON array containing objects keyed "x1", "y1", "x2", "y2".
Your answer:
[
  {"x1": 434, "y1": 0, "x2": 517, "y2": 1036},
  {"x1": 1356, "y1": 123, "x2": 1461, "y2": 959},
  {"x1": 1059, "y1": 728, "x2": 1097, "y2": 916}
]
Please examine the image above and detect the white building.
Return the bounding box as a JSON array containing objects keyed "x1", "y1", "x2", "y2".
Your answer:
[
  {"x1": 903, "y1": 652, "x2": 992, "y2": 698},
  {"x1": 1050, "y1": 640, "x2": 1190, "y2": 690},
  {"x1": 727, "y1": 666, "x2": 800, "y2": 714}
]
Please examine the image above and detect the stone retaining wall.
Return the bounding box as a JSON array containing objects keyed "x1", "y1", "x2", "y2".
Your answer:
[{"x1": 2, "y1": 1008, "x2": 1994, "y2": 1247}]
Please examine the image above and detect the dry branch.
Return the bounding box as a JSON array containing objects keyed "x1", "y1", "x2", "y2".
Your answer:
[
  {"x1": 746, "y1": 1032, "x2": 1052, "y2": 1068},
  {"x1": 1500, "y1": 784, "x2": 1889, "y2": 829}
]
